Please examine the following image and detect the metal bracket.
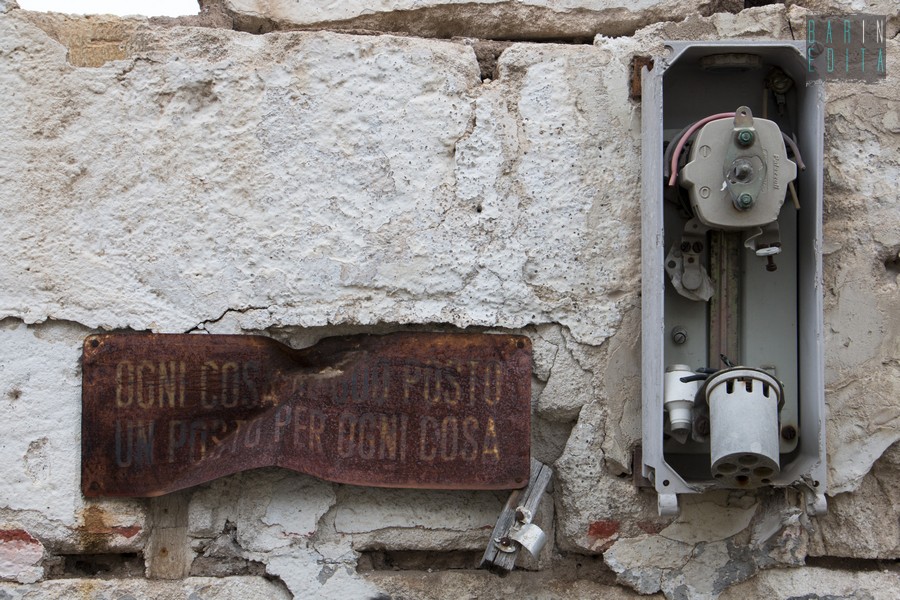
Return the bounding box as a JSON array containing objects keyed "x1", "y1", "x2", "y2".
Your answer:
[
  {"x1": 481, "y1": 458, "x2": 552, "y2": 572},
  {"x1": 745, "y1": 221, "x2": 783, "y2": 271},
  {"x1": 805, "y1": 486, "x2": 828, "y2": 516},
  {"x1": 665, "y1": 218, "x2": 713, "y2": 302},
  {"x1": 724, "y1": 107, "x2": 767, "y2": 211},
  {"x1": 658, "y1": 492, "x2": 680, "y2": 517}
]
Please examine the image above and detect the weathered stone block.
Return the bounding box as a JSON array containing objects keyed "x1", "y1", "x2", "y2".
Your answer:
[
  {"x1": 554, "y1": 400, "x2": 659, "y2": 554},
  {"x1": 809, "y1": 442, "x2": 900, "y2": 559},
  {"x1": 0, "y1": 576, "x2": 292, "y2": 599},
  {"x1": 366, "y1": 568, "x2": 658, "y2": 599},
  {"x1": 816, "y1": 49, "x2": 900, "y2": 494},
  {"x1": 334, "y1": 488, "x2": 501, "y2": 551},
  {"x1": 1, "y1": 10, "x2": 643, "y2": 347},
  {"x1": 0, "y1": 321, "x2": 85, "y2": 528},
  {"x1": 535, "y1": 326, "x2": 595, "y2": 422},
  {"x1": 220, "y1": 0, "x2": 741, "y2": 38},
  {"x1": 718, "y1": 567, "x2": 900, "y2": 600},
  {"x1": 188, "y1": 470, "x2": 336, "y2": 552}
]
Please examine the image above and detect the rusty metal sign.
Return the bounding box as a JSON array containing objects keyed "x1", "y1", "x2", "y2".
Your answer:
[{"x1": 82, "y1": 332, "x2": 532, "y2": 497}]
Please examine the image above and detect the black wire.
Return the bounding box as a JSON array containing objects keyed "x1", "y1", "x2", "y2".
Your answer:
[{"x1": 680, "y1": 374, "x2": 709, "y2": 383}]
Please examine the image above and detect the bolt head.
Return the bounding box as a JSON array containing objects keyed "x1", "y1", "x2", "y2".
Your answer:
[
  {"x1": 781, "y1": 425, "x2": 797, "y2": 440},
  {"x1": 734, "y1": 163, "x2": 753, "y2": 182},
  {"x1": 737, "y1": 193, "x2": 754, "y2": 209},
  {"x1": 737, "y1": 129, "x2": 755, "y2": 146}
]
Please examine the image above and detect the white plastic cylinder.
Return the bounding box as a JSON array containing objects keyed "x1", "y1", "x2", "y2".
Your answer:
[
  {"x1": 664, "y1": 365, "x2": 699, "y2": 440},
  {"x1": 706, "y1": 368, "x2": 782, "y2": 486}
]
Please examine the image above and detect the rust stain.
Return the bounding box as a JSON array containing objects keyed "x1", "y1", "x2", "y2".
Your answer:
[
  {"x1": 77, "y1": 506, "x2": 110, "y2": 553},
  {"x1": 24, "y1": 12, "x2": 148, "y2": 67},
  {"x1": 630, "y1": 55, "x2": 654, "y2": 100},
  {"x1": 82, "y1": 332, "x2": 532, "y2": 497},
  {"x1": 75, "y1": 506, "x2": 141, "y2": 552}
]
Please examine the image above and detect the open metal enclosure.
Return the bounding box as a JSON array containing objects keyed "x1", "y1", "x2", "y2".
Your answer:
[{"x1": 640, "y1": 42, "x2": 827, "y2": 516}]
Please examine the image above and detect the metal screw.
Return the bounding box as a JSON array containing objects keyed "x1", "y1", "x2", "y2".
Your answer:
[
  {"x1": 781, "y1": 425, "x2": 797, "y2": 440},
  {"x1": 514, "y1": 506, "x2": 532, "y2": 524},
  {"x1": 737, "y1": 194, "x2": 754, "y2": 209},
  {"x1": 671, "y1": 326, "x2": 687, "y2": 345},
  {"x1": 766, "y1": 256, "x2": 778, "y2": 272},
  {"x1": 680, "y1": 241, "x2": 691, "y2": 252},
  {"x1": 494, "y1": 535, "x2": 516, "y2": 553},
  {"x1": 495, "y1": 535, "x2": 516, "y2": 552},
  {"x1": 737, "y1": 129, "x2": 754, "y2": 146},
  {"x1": 695, "y1": 416, "x2": 710, "y2": 436}
]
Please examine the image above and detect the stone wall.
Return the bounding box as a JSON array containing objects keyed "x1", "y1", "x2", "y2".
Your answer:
[{"x1": 0, "y1": 0, "x2": 898, "y2": 598}]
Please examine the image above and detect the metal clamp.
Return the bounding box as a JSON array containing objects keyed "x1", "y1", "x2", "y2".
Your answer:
[{"x1": 495, "y1": 506, "x2": 548, "y2": 557}]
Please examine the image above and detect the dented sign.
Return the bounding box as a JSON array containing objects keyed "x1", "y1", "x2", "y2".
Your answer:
[{"x1": 81, "y1": 332, "x2": 532, "y2": 497}]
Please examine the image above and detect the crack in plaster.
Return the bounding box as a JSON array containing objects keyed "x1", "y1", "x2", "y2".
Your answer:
[
  {"x1": 185, "y1": 305, "x2": 271, "y2": 334},
  {"x1": 336, "y1": 524, "x2": 490, "y2": 537}
]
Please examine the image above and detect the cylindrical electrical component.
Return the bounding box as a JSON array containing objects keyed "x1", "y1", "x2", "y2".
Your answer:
[
  {"x1": 664, "y1": 365, "x2": 700, "y2": 443},
  {"x1": 706, "y1": 368, "x2": 782, "y2": 486}
]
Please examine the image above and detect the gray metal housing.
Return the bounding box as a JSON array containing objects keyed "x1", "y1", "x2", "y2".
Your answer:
[{"x1": 640, "y1": 41, "x2": 827, "y2": 516}]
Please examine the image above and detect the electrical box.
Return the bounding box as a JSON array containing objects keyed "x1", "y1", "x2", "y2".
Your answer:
[{"x1": 640, "y1": 42, "x2": 827, "y2": 516}]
